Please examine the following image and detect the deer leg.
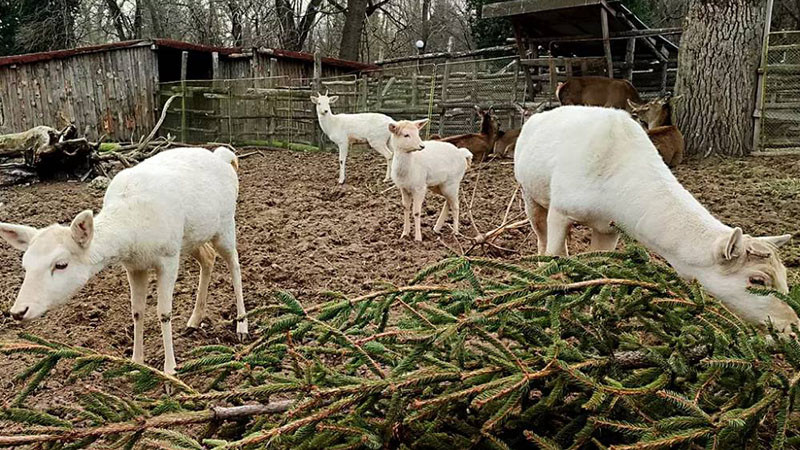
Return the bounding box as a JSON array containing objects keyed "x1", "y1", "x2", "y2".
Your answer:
[
  {"x1": 126, "y1": 267, "x2": 148, "y2": 365},
  {"x1": 187, "y1": 243, "x2": 216, "y2": 330},
  {"x1": 337, "y1": 142, "x2": 349, "y2": 184},
  {"x1": 545, "y1": 208, "x2": 571, "y2": 257},
  {"x1": 400, "y1": 189, "x2": 411, "y2": 239},
  {"x1": 213, "y1": 225, "x2": 248, "y2": 342},
  {"x1": 523, "y1": 195, "x2": 549, "y2": 256},
  {"x1": 433, "y1": 201, "x2": 449, "y2": 234},
  {"x1": 412, "y1": 188, "x2": 426, "y2": 242},
  {"x1": 155, "y1": 257, "x2": 180, "y2": 375},
  {"x1": 371, "y1": 140, "x2": 394, "y2": 182}
]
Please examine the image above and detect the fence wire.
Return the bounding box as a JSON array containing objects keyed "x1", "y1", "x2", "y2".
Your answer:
[
  {"x1": 159, "y1": 56, "x2": 532, "y2": 149},
  {"x1": 761, "y1": 31, "x2": 800, "y2": 151}
]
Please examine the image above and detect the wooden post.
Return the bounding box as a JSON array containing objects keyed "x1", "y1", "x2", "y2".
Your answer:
[
  {"x1": 211, "y1": 52, "x2": 220, "y2": 83},
  {"x1": 360, "y1": 76, "x2": 368, "y2": 111},
  {"x1": 659, "y1": 62, "x2": 669, "y2": 94},
  {"x1": 313, "y1": 51, "x2": 322, "y2": 93},
  {"x1": 180, "y1": 50, "x2": 188, "y2": 143},
  {"x1": 250, "y1": 53, "x2": 257, "y2": 78},
  {"x1": 268, "y1": 58, "x2": 278, "y2": 88},
  {"x1": 625, "y1": 38, "x2": 636, "y2": 81},
  {"x1": 411, "y1": 73, "x2": 418, "y2": 108},
  {"x1": 548, "y1": 59, "x2": 558, "y2": 102},
  {"x1": 439, "y1": 59, "x2": 451, "y2": 136},
  {"x1": 513, "y1": 21, "x2": 536, "y2": 99},
  {"x1": 601, "y1": 7, "x2": 614, "y2": 78},
  {"x1": 312, "y1": 51, "x2": 324, "y2": 151},
  {"x1": 753, "y1": 0, "x2": 774, "y2": 151}
]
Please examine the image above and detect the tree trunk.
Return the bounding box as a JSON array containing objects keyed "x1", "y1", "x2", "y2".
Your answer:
[
  {"x1": 674, "y1": 0, "x2": 767, "y2": 157},
  {"x1": 339, "y1": 0, "x2": 369, "y2": 61}
]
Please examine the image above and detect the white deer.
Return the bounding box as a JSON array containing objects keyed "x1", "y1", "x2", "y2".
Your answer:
[
  {"x1": 311, "y1": 91, "x2": 395, "y2": 184},
  {"x1": 1, "y1": 147, "x2": 248, "y2": 375},
  {"x1": 514, "y1": 106, "x2": 798, "y2": 333},
  {"x1": 388, "y1": 119, "x2": 472, "y2": 241}
]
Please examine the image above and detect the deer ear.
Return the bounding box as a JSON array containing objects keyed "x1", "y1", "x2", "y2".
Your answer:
[
  {"x1": 0, "y1": 223, "x2": 38, "y2": 251},
  {"x1": 70, "y1": 210, "x2": 94, "y2": 248},
  {"x1": 388, "y1": 123, "x2": 399, "y2": 135},
  {"x1": 414, "y1": 119, "x2": 429, "y2": 130},
  {"x1": 721, "y1": 227, "x2": 745, "y2": 260},
  {"x1": 310, "y1": 95, "x2": 319, "y2": 104},
  {"x1": 627, "y1": 99, "x2": 638, "y2": 110},
  {"x1": 758, "y1": 234, "x2": 792, "y2": 248},
  {"x1": 329, "y1": 96, "x2": 339, "y2": 103}
]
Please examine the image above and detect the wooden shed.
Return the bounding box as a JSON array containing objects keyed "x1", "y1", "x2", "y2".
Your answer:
[
  {"x1": 482, "y1": 0, "x2": 680, "y2": 98},
  {"x1": 0, "y1": 39, "x2": 374, "y2": 140}
]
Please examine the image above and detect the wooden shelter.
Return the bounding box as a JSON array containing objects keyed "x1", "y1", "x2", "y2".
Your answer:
[
  {"x1": 0, "y1": 40, "x2": 374, "y2": 140},
  {"x1": 483, "y1": 0, "x2": 680, "y2": 98}
]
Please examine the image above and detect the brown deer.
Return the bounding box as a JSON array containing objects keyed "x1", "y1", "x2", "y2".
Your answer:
[
  {"x1": 628, "y1": 95, "x2": 685, "y2": 168},
  {"x1": 493, "y1": 104, "x2": 537, "y2": 158},
  {"x1": 438, "y1": 107, "x2": 500, "y2": 163},
  {"x1": 557, "y1": 76, "x2": 642, "y2": 110}
]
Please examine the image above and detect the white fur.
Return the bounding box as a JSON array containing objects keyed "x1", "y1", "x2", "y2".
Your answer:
[
  {"x1": 514, "y1": 106, "x2": 798, "y2": 332},
  {"x1": 389, "y1": 119, "x2": 472, "y2": 241},
  {"x1": 0, "y1": 147, "x2": 248, "y2": 374},
  {"x1": 311, "y1": 92, "x2": 396, "y2": 184}
]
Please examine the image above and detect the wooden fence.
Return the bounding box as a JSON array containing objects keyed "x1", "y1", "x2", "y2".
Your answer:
[
  {"x1": 159, "y1": 54, "x2": 676, "y2": 148},
  {"x1": 159, "y1": 56, "x2": 531, "y2": 147}
]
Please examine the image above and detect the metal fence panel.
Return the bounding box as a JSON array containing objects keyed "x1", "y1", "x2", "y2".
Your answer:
[{"x1": 761, "y1": 31, "x2": 800, "y2": 151}]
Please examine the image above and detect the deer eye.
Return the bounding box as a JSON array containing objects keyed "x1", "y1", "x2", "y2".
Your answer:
[
  {"x1": 749, "y1": 276, "x2": 768, "y2": 287},
  {"x1": 404, "y1": 134, "x2": 410, "y2": 138},
  {"x1": 54, "y1": 262, "x2": 68, "y2": 271}
]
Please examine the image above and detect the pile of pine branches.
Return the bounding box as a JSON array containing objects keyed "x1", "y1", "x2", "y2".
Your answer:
[{"x1": 2, "y1": 242, "x2": 800, "y2": 449}]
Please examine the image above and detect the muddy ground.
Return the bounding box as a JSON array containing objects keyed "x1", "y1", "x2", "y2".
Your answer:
[{"x1": 0, "y1": 149, "x2": 799, "y2": 406}]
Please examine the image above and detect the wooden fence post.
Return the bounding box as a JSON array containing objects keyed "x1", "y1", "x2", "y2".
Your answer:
[
  {"x1": 180, "y1": 50, "x2": 188, "y2": 143},
  {"x1": 601, "y1": 7, "x2": 614, "y2": 78},
  {"x1": 439, "y1": 59, "x2": 451, "y2": 136},
  {"x1": 625, "y1": 38, "x2": 636, "y2": 81},
  {"x1": 313, "y1": 51, "x2": 324, "y2": 151}
]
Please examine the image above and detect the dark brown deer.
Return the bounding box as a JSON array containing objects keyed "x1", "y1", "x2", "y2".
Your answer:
[
  {"x1": 438, "y1": 107, "x2": 499, "y2": 163},
  {"x1": 557, "y1": 76, "x2": 642, "y2": 110}
]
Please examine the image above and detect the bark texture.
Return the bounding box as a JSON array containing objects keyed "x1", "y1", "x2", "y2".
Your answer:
[
  {"x1": 338, "y1": 0, "x2": 369, "y2": 61},
  {"x1": 674, "y1": 0, "x2": 767, "y2": 156}
]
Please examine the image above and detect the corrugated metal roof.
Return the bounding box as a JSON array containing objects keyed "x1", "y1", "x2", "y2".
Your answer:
[{"x1": 0, "y1": 39, "x2": 376, "y2": 71}]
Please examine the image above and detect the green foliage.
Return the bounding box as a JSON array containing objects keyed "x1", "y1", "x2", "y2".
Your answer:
[
  {"x1": 3, "y1": 244, "x2": 800, "y2": 448},
  {"x1": 467, "y1": 0, "x2": 512, "y2": 49}
]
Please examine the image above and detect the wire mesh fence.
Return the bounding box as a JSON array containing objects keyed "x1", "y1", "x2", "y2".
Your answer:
[
  {"x1": 760, "y1": 31, "x2": 800, "y2": 151},
  {"x1": 158, "y1": 56, "x2": 532, "y2": 149}
]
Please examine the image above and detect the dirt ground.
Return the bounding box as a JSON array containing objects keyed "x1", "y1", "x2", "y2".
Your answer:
[{"x1": 0, "y1": 149, "x2": 799, "y2": 405}]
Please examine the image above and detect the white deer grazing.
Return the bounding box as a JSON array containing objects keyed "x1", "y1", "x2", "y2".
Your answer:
[
  {"x1": 514, "y1": 106, "x2": 798, "y2": 333},
  {"x1": 311, "y1": 91, "x2": 395, "y2": 184},
  {"x1": 0, "y1": 147, "x2": 248, "y2": 375},
  {"x1": 389, "y1": 119, "x2": 472, "y2": 241}
]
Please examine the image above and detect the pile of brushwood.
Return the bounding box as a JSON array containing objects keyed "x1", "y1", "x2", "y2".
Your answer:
[{"x1": 2, "y1": 242, "x2": 800, "y2": 449}]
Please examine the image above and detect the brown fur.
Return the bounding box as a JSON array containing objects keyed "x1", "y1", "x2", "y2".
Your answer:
[
  {"x1": 557, "y1": 76, "x2": 642, "y2": 110},
  {"x1": 648, "y1": 125, "x2": 684, "y2": 168},
  {"x1": 493, "y1": 128, "x2": 521, "y2": 158},
  {"x1": 439, "y1": 109, "x2": 499, "y2": 163},
  {"x1": 628, "y1": 95, "x2": 675, "y2": 129}
]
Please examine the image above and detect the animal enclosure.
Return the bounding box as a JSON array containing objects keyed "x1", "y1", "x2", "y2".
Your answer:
[
  {"x1": 759, "y1": 31, "x2": 800, "y2": 151},
  {"x1": 159, "y1": 57, "x2": 531, "y2": 147}
]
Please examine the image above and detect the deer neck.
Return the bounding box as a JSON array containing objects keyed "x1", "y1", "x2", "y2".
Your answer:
[
  {"x1": 317, "y1": 110, "x2": 337, "y2": 135},
  {"x1": 87, "y1": 211, "x2": 126, "y2": 275}
]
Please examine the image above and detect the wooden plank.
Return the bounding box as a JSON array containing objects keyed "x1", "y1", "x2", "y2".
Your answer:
[
  {"x1": 625, "y1": 38, "x2": 636, "y2": 81},
  {"x1": 482, "y1": 0, "x2": 603, "y2": 19},
  {"x1": 180, "y1": 50, "x2": 188, "y2": 143},
  {"x1": 601, "y1": 7, "x2": 614, "y2": 78},
  {"x1": 513, "y1": 20, "x2": 536, "y2": 99}
]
